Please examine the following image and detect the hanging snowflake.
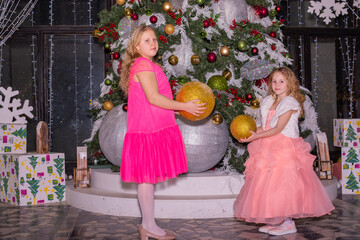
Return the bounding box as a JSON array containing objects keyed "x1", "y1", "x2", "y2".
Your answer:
[
  {"x1": 354, "y1": 0, "x2": 360, "y2": 8},
  {"x1": 0, "y1": 86, "x2": 34, "y2": 123},
  {"x1": 307, "y1": 0, "x2": 348, "y2": 24}
]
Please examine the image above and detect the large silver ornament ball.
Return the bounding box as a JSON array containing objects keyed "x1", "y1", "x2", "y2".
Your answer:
[
  {"x1": 99, "y1": 104, "x2": 127, "y2": 166},
  {"x1": 176, "y1": 114, "x2": 229, "y2": 173}
]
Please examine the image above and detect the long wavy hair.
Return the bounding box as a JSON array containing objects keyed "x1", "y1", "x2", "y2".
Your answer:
[
  {"x1": 119, "y1": 25, "x2": 156, "y2": 96},
  {"x1": 268, "y1": 67, "x2": 304, "y2": 117}
]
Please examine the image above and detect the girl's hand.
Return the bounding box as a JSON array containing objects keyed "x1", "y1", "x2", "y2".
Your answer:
[
  {"x1": 238, "y1": 131, "x2": 256, "y2": 143},
  {"x1": 184, "y1": 99, "x2": 207, "y2": 116}
]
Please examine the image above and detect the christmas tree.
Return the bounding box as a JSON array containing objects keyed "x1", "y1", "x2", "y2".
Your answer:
[
  {"x1": 345, "y1": 171, "x2": 359, "y2": 192},
  {"x1": 26, "y1": 179, "x2": 40, "y2": 198},
  {"x1": 345, "y1": 124, "x2": 357, "y2": 142},
  {"x1": 345, "y1": 148, "x2": 359, "y2": 166},
  {"x1": 28, "y1": 156, "x2": 38, "y2": 170},
  {"x1": 86, "y1": 0, "x2": 319, "y2": 172},
  {"x1": 338, "y1": 124, "x2": 343, "y2": 143},
  {"x1": 53, "y1": 185, "x2": 66, "y2": 201},
  {"x1": 53, "y1": 156, "x2": 65, "y2": 177}
]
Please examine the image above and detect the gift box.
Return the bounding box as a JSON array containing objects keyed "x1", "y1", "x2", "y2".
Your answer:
[
  {"x1": 341, "y1": 147, "x2": 360, "y2": 194},
  {"x1": 0, "y1": 123, "x2": 27, "y2": 154},
  {"x1": 0, "y1": 152, "x2": 66, "y2": 205},
  {"x1": 333, "y1": 119, "x2": 360, "y2": 148}
]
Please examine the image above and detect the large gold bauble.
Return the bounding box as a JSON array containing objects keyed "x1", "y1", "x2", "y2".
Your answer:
[
  {"x1": 103, "y1": 101, "x2": 114, "y2": 111},
  {"x1": 250, "y1": 98, "x2": 261, "y2": 109},
  {"x1": 116, "y1": 0, "x2": 126, "y2": 5},
  {"x1": 124, "y1": 8, "x2": 132, "y2": 17},
  {"x1": 176, "y1": 81, "x2": 215, "y2": 121},
  {"x1": 191, "y1": 54, "x2": 201, "y2": 65},
  {"x1": 222, "y1": 69, "x2": 232, "y2": 80},
  {"x1": 162, "y1": 2, "x2": 173, "y2": 12},
  {"x1": 219, "y1": 46, "x2": 230, "y2": 56},
  {"x1": 93, "y1": 29, "x2": 101, "y2": 38},
  {"x1": 164, "y1": 24, "x2": 175, "y2": 35},
  {"x1": 168, "y1": 55, "x2": 179, "y2": 65},
  {"x1": 230, "y1": 115, "x2": 257, "y2": 140},
  {"x1": 212, "y1": 113, "x2": 223, "y2": 125}
]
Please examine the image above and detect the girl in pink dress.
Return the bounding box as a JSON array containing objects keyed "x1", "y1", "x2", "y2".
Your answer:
[
  {"x1": 233, "y1": 67, "x2": 334, "y2": 236},
  {"x1": 119, "y1": 25, "x2": 206, "y2": 240}
]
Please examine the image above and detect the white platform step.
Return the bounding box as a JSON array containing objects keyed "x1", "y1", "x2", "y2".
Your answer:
[{"x1": 66, "y1": 168, "x2": 337, "y2": 219}]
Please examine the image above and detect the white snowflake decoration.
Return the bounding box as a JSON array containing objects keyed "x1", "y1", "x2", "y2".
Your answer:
[
  {"x1": 355, "y1": 0, "x2": 360, "y2": 8},
  {"x1": 308, "y1": 0, "x2": 348, "y2": 24},
  {"x1": 0, "y1": 86, "x2": 34, "y2": 123}
]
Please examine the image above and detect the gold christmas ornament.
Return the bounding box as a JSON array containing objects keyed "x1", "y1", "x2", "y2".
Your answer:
[
  {"x1": 230, "y1": 115, "x2": 257, "y2": 140},
  {"x1": 250, "y1": 98, "x2": 261, "y2": 109},
  {"x1": 168, "y1": 55, "x2": 179, "y2": 65},
  {"x1": 103, "y1": 101, "x2": 114, "y2": 111},
  {"x1": 164, "y1": 24, "x2": 175, "y2": 35},
  {"x1": 219, "y1": 46, "x2": 230, "y2": 56},
  {"x1": 162, "y1": 2, "x2": 173, "y2": 12},
  {"x1": 176, "y1": 81, "x2": 215, "y2": 121},
  {"x1": 212, "y1": 113, "x2": 223, "y2": 125},
  {"x1": 300, "y1": 93, "x2": 306, "y2": 103},
  {"x1": 116, "y1": 0, "x2": 126, "y2": 5},
  {"x1": 191, "y1": 54, "x2": 201, "y2": 65},
  {"x1": 124, "y1": 8, "x2": 133, "y2": 17},
  {"x1": 93, "y1": 29, "x2": 101, "y2": 38},
  {"x1": 222, "y1": 69, "x2": 232, "y2": 80},
  {"x1": 156, "y1": 55, "x2": 163, "y2": 61}
]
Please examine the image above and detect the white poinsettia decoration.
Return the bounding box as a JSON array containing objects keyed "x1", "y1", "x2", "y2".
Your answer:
[{"x1": 0, "y1": 86, "x2": 34, "y2": 123}]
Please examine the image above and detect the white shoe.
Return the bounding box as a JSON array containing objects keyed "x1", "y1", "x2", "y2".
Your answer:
[
  {"x1": 258, "y1": 225, "x2": 276, "y2": 233},
  {"x1": 268, "y1": 221, "x2": 297, "y2": 236}
]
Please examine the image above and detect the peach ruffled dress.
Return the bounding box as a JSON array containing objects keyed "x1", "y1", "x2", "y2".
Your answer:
[
  {"x1": 120, "y1": 57, "x2": 187, "y2": 184},
  {"x1": 233, "y1": 109, "x2": 334, "y2": 224}
]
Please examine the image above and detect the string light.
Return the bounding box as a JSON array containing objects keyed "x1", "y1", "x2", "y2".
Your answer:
[
  {"x1": 297, "y1": 0, "x2": 304, "y2": 25},
  {"x1": 0, "y1": 46, "x2": 3, "y2": 85},
  {"x1": 48, "y1": 0, "x2": 54, "y2": 147},
  {"x1": 30, "y1": 8, "x2": 38, "y2": 121}
]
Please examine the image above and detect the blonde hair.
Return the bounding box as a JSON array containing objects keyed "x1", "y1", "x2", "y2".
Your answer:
[
  {"x1": 268, "y1": 67, "x2": 304, "y2": 117},
  {"x1": 119, "y1": 25, "x2": 156, "y2": 96}
]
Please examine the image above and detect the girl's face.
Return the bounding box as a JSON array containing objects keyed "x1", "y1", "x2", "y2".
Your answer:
[
  {"x1": 271, "y1": 72, "x2": 289, "y2": 98},
  {"x1": 136, "y1": 29, "x2": 158, "y2": 59}
]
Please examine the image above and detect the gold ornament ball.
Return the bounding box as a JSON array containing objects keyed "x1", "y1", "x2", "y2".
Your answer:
[
  {"x1": 168, "y1": 55, "x2": 179, "y2": 65},
  {"x1": 222, "y1": 69, "x2": 232, "y2": 80},
  {"x1": 164, "y1": 24, "x2": 175, "y2": 35},
  {"x1": 250, "y1": 98, "x2": 261, "y2": 109},
  {"x1": 124, "y1": 8, "x2": 133, "y2": 17},
  {"x1": 162, "y1": 2, "x2": 173, "y2": 12},
  {"x1": 191, "y1": 54, "x2": 201, "y2": 65},
  {"x1": 175, "y1": 81, "x2": 215, "y2": 121},
  {"x1": 93, "y1": 29, "x2": 101, "y2": 38},
  {"x1": 230, "y1": 115, "x2": 257, "y2": 140},
  {"x1": 212, "y1": 113, "x2": 223, "y2": 125},
  {"x1": 116, "y1": 0, "x2": 126, "y2": 5},
  {"x1": 219, "y1": 46, "x2": 230, "y2": 56},
  {"x1": 103, "y1": 101, "x2": 114, "y2": 111}
]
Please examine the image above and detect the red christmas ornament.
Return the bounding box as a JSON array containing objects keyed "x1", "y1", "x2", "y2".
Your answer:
[
  {"x1": 122, "y1": 103, "x2": 128, "y2": 112},
  {"x1": 253, "y1": 5, "x2": 261, "y2": 17},
  {"x1": 251, "y1": 47, "x2": 259, "y2": 56},
  {"x1": 259, "y1": 7, "x2": 269, "y2": 18},
  {"x1": 246, "y1": 93, "x2": 253, "y2": 101},
  {"x1": 203, "y1": 20, "x2": 210, "y2": 28},
  {"x1": 150, "y1": 15, "x2": 158, "y2": 24},
  {"x1": 131, "y1": 13, "x2": 139, "y2": 21},
  {"x1": 269, "y1": 31, "x2": 276, "y2": 38},
  {"x1": 275, "y1": 5, "x2": 282, "y2": 13},
  {"x1": 206, "y1": 52, "x2": 217, "y2": 63},
  {"x1": 113, "y1": 52, "x2": 120, "y2": 60}
]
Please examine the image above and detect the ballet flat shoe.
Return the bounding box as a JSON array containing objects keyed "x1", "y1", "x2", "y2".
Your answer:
[
  {"x1": 258, "y1": 225, "x2": 276, "y2": 233},
  {"x1": 268, "y1": 221, "x2": 297, "y2": 236},
  {"x1": 139, "y1": 225, "x2": 176, "y2": 240}
]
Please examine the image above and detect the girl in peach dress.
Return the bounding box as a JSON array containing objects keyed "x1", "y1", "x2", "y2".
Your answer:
[{"x1": 233, "y1": 67, "x2": 334, "y2": 236}]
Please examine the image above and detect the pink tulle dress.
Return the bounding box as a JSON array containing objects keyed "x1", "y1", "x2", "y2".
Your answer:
[
  {"x1": 120, "y1": 57, "x2": 187, "y2": 184},
  {"x1": 233, "y1": 109, "x2": 335, "y2": 224}
]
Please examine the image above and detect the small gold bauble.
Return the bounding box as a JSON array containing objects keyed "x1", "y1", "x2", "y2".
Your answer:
[
  {"x1": 116, "y1": 0, "x2": 126, "y2": 5},
  {"x1": 191, "y1": 54, "x2": 201, "y2": 65},
  {"x1": 212, "y1": 113, "x2": 223, "y2": 125},
  {"x1": 162, "y1": 2, "x2": 173, "y2": 12},
  {"x1": 222, "y1": 69, "x2": 232, "y2": 80},
  {"x1": 156, "y1": 55, "x2": 163, "y2": 61},
  {"x1": 176, "y1": 81, "x2": 215, "y2": 121},
  {"x1": 164, "y1": 24, "x2": 175, "y2": 35},
  {"x1": 250, "y1": 98, "x2": 261, "y2": 109},
  {"x1": 230, "y1": 115, "x2": 257, "y2": 140},
  {"x1": 93, "y1": 29, "x2": 101, "y2": 38},
  {"x1": 168, "y1": 55, "x2": 179, "y2": 65},
  {"x1": 124, "y1": 8, "x2": 132, "y2": 17},
  {"x1": 103, "y1": 101, "x2": 114, "y2": 111},
  {"x1": 219, "y1": 46, "x2": 230, "y2": 56}
]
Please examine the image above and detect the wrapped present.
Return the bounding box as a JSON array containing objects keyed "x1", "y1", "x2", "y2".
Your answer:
[
  {"x1": 341, "y1": 147, "x2": 360, "y2": 194},
  {"x1": 333, "y1": 119, "x2": 360, "y2": 148},
  {"x1": 0, "y1": 123, "x2": 27, "y2": 154},
  {"x1": 0, "y1": 152, "x2": 65, "y2": 205}
]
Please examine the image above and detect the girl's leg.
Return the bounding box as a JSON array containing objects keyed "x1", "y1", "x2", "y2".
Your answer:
[{"x1": 137, "y1": 183, "x2": 166, "y2": 236}]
